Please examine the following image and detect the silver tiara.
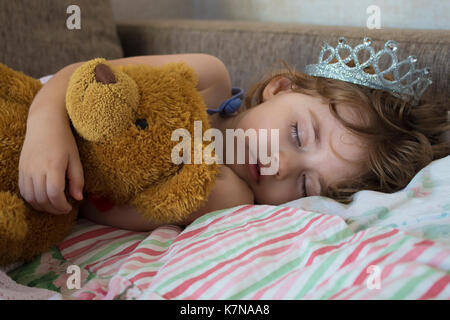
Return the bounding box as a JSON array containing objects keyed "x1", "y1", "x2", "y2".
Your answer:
[{"x1": 304, "y1": 37, "x2": 432, "y2": 105}]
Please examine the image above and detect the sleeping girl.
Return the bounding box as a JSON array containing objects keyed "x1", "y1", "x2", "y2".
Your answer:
[{"x1": 18, "y1": 37, "x2": 450, "y2": 231}]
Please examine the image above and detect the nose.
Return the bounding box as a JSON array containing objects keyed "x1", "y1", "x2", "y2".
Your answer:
[{"x1": 95, "y1": 63, "x2": 116, "y2": 84}]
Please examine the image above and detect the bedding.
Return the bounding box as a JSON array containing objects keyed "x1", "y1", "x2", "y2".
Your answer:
[{"x1": 4, "y1": 155, "x2": 450, "y2": 300}]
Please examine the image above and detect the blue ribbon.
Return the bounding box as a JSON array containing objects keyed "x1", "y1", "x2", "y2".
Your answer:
[{"x1": 206, "y1": 87, "x2": 244, "y2": 116}]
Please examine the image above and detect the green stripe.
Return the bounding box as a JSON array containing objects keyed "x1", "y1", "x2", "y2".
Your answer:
[
  {"x1": 294, "y1": 252, "x2": 342, "y2": 299},
  {"x1": 79, "y1": 235, "x2": 145, "y2": 267},
  {"x1": 141, "y1": 238, "x2": 173, "y2": 247},
  {"x1": 191, "y1": 206, "x2": 285, "y2": 240},
  {"x1": 228, "y1": 254, "x2": 308, "y2": 299},
  {"x1": 319, "y1": 273, "x2": 352, "y2": 299},
  {"x1": 228, "y1": 225, "x2": 353, "y2": 299},
  {"x1": 231, "y1": 225, "x2": 406, "y2": 299},
  {"x1": 391, "y1": 269, "x2": 436, "y2": 299},
  {"x1": 154, "y1": 211, "x2": 321, "y2": 292},
  {"x1": 319, "y1": 231, "x2": 410, "y2": 299},
  {"x1": 314, "y1": 228, "x2": 353, "y2": 246}
]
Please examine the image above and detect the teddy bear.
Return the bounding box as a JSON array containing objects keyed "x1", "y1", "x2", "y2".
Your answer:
[{"x1": 0, "y1": 58, "x2": 219, "y2": 266}]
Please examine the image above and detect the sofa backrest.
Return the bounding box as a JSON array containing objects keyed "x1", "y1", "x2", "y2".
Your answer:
[
  {"x1": 0, "y1": 0, "x2": 123, "y2": 78},
  {"x1": 117, "y1": 19, "x2": 450, "y2": 103}
]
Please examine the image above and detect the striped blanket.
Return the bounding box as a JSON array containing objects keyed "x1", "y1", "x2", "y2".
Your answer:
[{"x1": 6, "y1": 156, "x2": 450, "y2": 299}]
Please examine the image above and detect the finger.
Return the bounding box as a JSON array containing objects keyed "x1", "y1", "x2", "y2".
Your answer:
[
  {"x1": 33, "y1": 174, "x2": 54, "y2": 213},
  {"x1": 67, "y1": 155, "x2": 84, "y2": 201},
  {"x1": 26, "y1": 176, "x2": 45, "y2": 212},
  {"x1": 18, "y1": 170, "x2": 26, "y2": 200},
  {"x1": 47, "y1": 169, "x2": 72, "y2": 214}
]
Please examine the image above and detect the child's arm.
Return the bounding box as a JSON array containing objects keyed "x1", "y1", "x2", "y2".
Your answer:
[
  {"x1": 19, "y1": 63, "x2": 85, "y2": 214},
  {"x1": 79, "y1": 165, "x2": 254, "y2": 231}
]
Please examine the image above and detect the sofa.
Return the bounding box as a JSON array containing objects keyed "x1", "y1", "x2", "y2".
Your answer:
[{"x1": 1, "y1": 0, "x2": 449, "y2": 103}]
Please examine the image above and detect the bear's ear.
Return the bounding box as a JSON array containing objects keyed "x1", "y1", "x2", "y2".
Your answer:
[
  {"x1": 130, "y1": 162, "x2": 219, "y2": 225},
  {"x1": 66, "y1": 59, "x2": 140, "y2": 142}
]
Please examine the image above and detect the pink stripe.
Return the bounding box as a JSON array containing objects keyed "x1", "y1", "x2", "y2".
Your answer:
[
  {"x1": 366, "y1": 242, "x2": 390, "y2": 256},
  {"x1": 351, "y1": 251, "x2": 394, "y2": 287},
  {"x1": 123, "y1": 254, "x2": 164, "y2": 266},
  {"x1": 419, "y1": 274, "x2": 450, "y2": 300},
  {"x1": 171, "y1": 205, "x2": 255, "y2": 243},
  {"x1": 215, "y1": 215, "x2": 341, "y2": 300},
  {"x1": 170, "y1": 205, "x2": 275, "y2": 255},
  {"x1": 345, "y1": 239, "x2": 440, "y2": 299},
  {"x1": 271, "y1": 270, "x2": 305, "y2": 299},
  {"x1": 162, "y1": 207, "x2": 295, "y2": 271},
  {"x1": 305, "y1": 230, "x2": 358, "y2": 267},
  {"x1": 59, "y1": 226, "x2": 119, "y2": 250},
  {"x1": 429, "y1": 249, "x2": 450, "y2": 268},
  {"x1": 151, "y1": 226, "x2": 182, "y2": 239},
  {"x1": 185, "y1": 245, "x2": 291, "y2": 299},
  {"x1": 339, "y1": 229, "x2": 399, "y2": 269},
  {"x1": 239, "y1": 263, "x2": 292, "y2": 300},
  {"x1": 162, "y1": 215, "x2": 325, "y2": 299},
  {"x1": 132, "y1": 206, "x2": 268, "y2": 277},
  {"x1": 133, "y1": 247, "x2": 167, "y2": 256},
  {"x1": 77, "y1": 292, "x2": 97, "y2": 300},
  {"x1": 337, "y1": 235, "x2": 420, "y2": 299},
  {"x1": 381, "y1": 238, "x2": 434, "y2": 280},
  {"x1": 129, "y1": 271, "x2": 158, "y2": 283},
  {"x1": 213, "y1": 239, "x2": 306, "y2": 300},
  {"x1": 121, "y1": 263, "x2": 155, "y2": 271},
  {"x1": 152, "y1": 208, "x2": 299, "y2": 288},
  {"x1": 258, "y1": 218, "x2": 349, "y2": 299},
  {"x1": 86, "y1": 241, "x2": 141, "y2": 272},
  {"x1": 356, "y1": 263, "x2": 422, "y2": 300},
  {"x1": 62, "y1": 231, "x2": 139, "y2": 260}
]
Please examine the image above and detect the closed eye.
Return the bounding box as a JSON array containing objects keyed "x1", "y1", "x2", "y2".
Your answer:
[
  {"x1": 290, "y1": 121, "x2": 301, "y2": 147},
  {"x1": 302, "y1": 174, "x2": 307, "y2": 197}
]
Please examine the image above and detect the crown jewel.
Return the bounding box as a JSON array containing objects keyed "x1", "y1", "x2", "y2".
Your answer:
[{"x1": 304, "y1": 37, "x2": 432, "y2": 104}]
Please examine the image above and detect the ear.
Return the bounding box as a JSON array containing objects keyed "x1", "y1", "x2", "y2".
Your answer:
[{"x1": 262, "y1": 76, "x2": 293, "y2": 101}]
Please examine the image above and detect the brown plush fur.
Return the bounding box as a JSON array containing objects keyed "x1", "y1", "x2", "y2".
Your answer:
[{"x1": 0, "y1": 58, "x2": 219, "y2": 266}]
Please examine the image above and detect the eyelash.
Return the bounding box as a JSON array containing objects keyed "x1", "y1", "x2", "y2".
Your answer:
[
  {"x1": 302, "y1": 174, "x2": 307, "y2": 197},
  {"x1": 290, "y1": 121, "x2": 301, "y2": 147},
  {"x1": 290, "y1": 122, "x2": 308, "y2": 196}
]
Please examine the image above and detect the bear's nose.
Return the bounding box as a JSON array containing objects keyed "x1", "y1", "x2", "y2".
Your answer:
[{"x1": 95, "y1": 63, "x2": 116, "y2": 84}]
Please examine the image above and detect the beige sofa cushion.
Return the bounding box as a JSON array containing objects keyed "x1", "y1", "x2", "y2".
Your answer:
[
  {"x1": 117, "y1": 19, "x2": 450, "y2": 102},
  {"x1": 0, "y1": 0, "x2": 123, "y2": 78}
]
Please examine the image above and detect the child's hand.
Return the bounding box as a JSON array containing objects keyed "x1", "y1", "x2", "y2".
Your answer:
[{"x1": 18, "y1": 113, "x2": 84, "y2": 214}]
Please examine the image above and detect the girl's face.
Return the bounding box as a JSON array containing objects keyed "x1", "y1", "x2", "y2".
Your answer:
[{"x1": 226, "y1": 76, "x2": 368, "y2": 205}]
